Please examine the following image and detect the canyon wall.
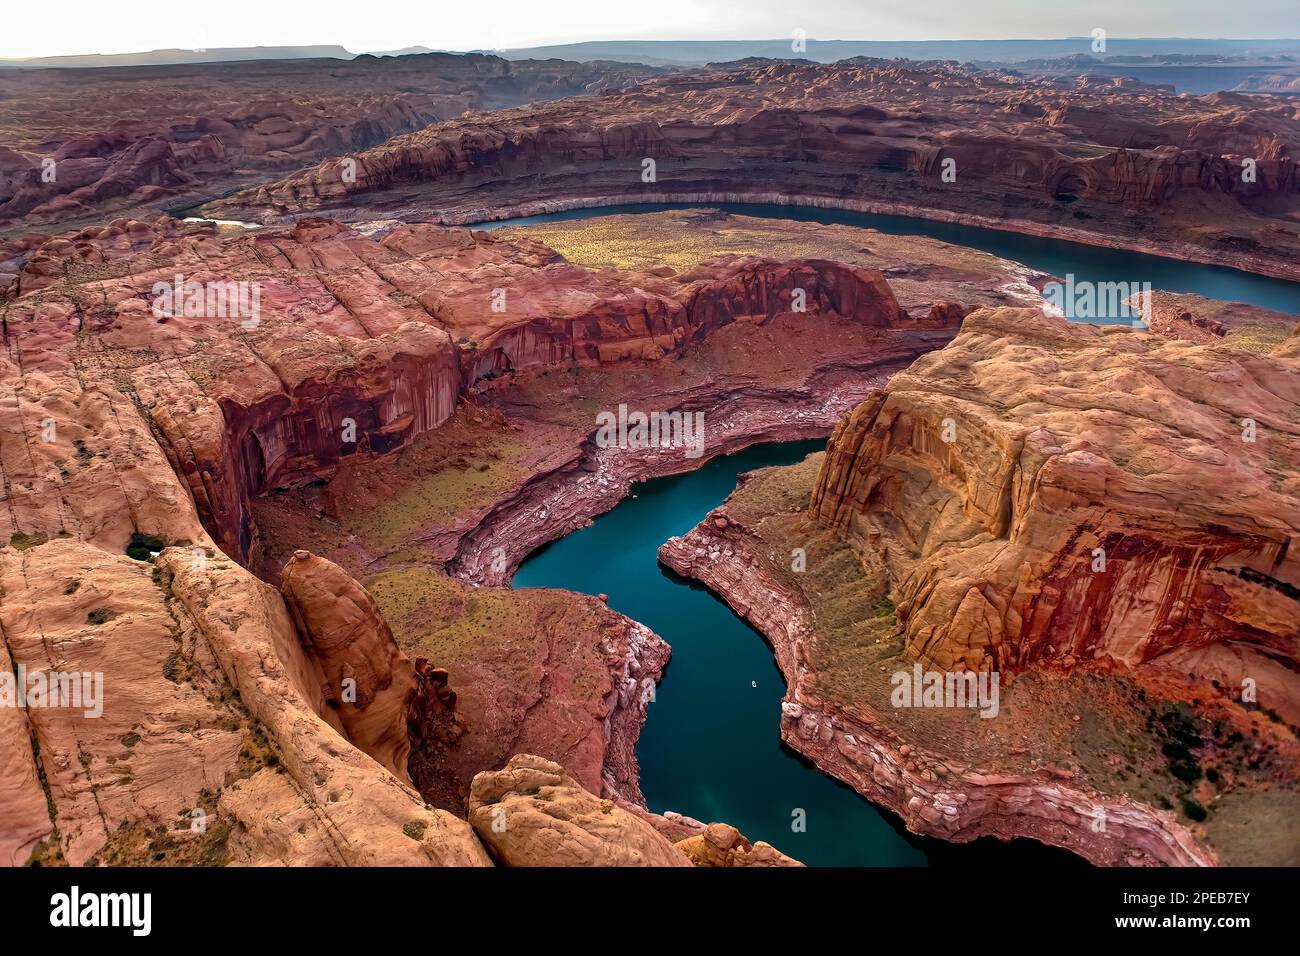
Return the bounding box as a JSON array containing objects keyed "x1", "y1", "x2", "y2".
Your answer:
[
  {"x1": 809, "y1": 307, "x2": 1300, "y2": 683},
  {"x1": 208, "y1": 60, "x2": 1300, "y2": 278},
  {"x1": 658, "y1": 520, "x2": 1215, "y2": 866},
  {"x1": 4, "y1": 216, "x2": 915, "y2": 563},
  {"x1": 0, "y1": 53, "x2": 664, "y2": 230},
  {"x1": 0, "y1": 352, "x2": 490, "y2": 864}
]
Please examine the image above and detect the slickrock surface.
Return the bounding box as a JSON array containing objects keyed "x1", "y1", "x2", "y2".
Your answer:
[
  {"x1": 809, "y1": 308, "x2": 1300, "y2": 680},
  {"x1": 0, "y1": 226, "x2": 495, "y2": 863},
  {"x1": 0, "y1": 538, "x2": 490, "y2": 865},
  {"x1": 209, "y1": 59, "x2": 1300, "y2": 280},
  {"x1": 661, "y1": 309, "x2": 1300, "y2": 865},
  {"x1": 467, "y1": 754, "x2": 693, "y2": 867},
  {"x1": 0, "y1": 52, "x2": 662, "y2": 233}
]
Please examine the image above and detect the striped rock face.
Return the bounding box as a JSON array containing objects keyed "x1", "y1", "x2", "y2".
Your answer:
[{"x1": 811, "y1": 307, "x2": 1300, "y2": 712}]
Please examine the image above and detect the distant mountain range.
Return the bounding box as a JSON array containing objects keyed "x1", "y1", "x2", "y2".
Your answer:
[
  {"x1": 4, "y1": 37, "x2": 1300, "y2": 71},
  {"x1": 0, "y1": 45, "x2": 353, "y2": 69}
]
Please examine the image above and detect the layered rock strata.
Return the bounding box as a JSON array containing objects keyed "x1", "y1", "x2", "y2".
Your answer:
[
  {"x1": 4, "y1": 208, "x2": 926, "y2": 864},
  {"x1": 209, "y1": 59, "x2": 1300, "y2": 280},
  {"x1": 3, "y1": 215, "x2": 923, "y2": 566},
  {"x1": 659, "y1": 519, "x2": 1215, "y2": 866},
  {"x1": 808, "y1": 307, "x2": 1300, "y2": 681},
  {"x1": 660, "y1": 306, "x2": 1300, "y2": 865},
  {"x1": 0, "y1": 52, "x2": 663, "y2": 231}
]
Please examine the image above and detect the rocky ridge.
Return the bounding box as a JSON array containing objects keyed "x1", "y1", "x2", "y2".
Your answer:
[
  {"x1": 808, "y1": 308, "x2": 1300, "y2": 682},
  {"x1": 208, "y1": 59, "x2": 1300, "y2": 280},
  {"x1": 1, "y1": 215, "x2": 934, "y2": 568}
]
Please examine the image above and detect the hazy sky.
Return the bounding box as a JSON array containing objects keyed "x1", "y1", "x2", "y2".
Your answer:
[{"x1": 3, "y1": 0, "x2": 1297, "y2": 59}]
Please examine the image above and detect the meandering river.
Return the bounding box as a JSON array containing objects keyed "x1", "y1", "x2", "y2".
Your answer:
[
  {"x1": 508, "y1": 202, "x2": 1299, "y2": 866},
  {"x1": 175, "y1": 196, "x2": 1297, "y2": 862}
]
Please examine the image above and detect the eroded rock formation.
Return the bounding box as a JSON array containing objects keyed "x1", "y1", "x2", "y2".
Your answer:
[
  {"x1": 675, "y1": 823, "x2": 803, "y2": 867},
  {"x1": 3, "y1": 201, "x2": 925, "y2": 865},
  {"x1": 467, "y1": 754, "x2": 693, "y2": 866},
  {"x1": 210, "y1": 59, "x2": 1300, "y2": 280},
  {"x1": 809, "y1": 307, "x2": 1300, "y2": 684},
  {"x1": 0, "y1": 53, "x2": 663, "y2": 231},
  {"x1": 3, "y1": 215, "x2": 919, "y2": 565},
  {"x1": 281, "y1": 550, "x2": 425, "y2": 783}
]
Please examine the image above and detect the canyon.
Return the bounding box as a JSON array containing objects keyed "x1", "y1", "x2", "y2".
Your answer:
[
  {"x1": 203, "y1": 58, "x2": 1300, "y2": 281},
  {"x1": 0, "y1": 52, "x2": 663, "y2": 233},
  {"x1": 660, "y1": 308, "x2": 1300, "y2": 865},
  {"x1": 1, "y1": 47, "x2": 1298, "y2": 870},
  {"x1": 1, "y1": 204, "x2": 980, "y2": 865}
]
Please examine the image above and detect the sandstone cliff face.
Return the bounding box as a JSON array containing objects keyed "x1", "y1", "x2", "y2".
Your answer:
[
  {"x1": 280, "y1": 551, "x2": 421, "y2": 783},
  {"x1": 210, "y1": 59, "x2": 1300, "y2": 279},
  {"x1": 0, "y1": 307, "x2": 489, "y2": 864},
  {"x1": 277, "y1": 550, "x2": 468, "y2": 799},
  {"x1": 659, "y1": 507, "x2": 1217, "y2": 866},
  {"x1": 157, "y1": 549, "x2": 490, "y2": 866},
  {"x1": 5, "y1": 216, "x2": 911, "y2": 563},
  {"x1": 809, "y1": 308, "x2": 1300, "y2": 687}
]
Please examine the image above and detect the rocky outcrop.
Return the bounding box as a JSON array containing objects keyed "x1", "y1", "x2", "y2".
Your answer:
[
  {"x1": 1127, "y1": 290, "x2": 1226, "y2": 343},
  {"x1": 0, "y1": 317, "x2": 490, "y2": 864},
  {"x1": 1123, "y1": 289, "x2": 1298, "y2": 354},
  {"x1": 277, "y1": 550, "x2": 469, "y2": 799},
  {"x1": 675, "y1": 823, "x2": 803, "y2": 867},
  {"x1": 467, "y1": 754, "x2": 693, "y2": 866},
  {"x1": 677, "y1": 257, "x2": 906, "y2": 340},
  {"x1": 809, "y1": 307, "x2": 1300, "y2": 682},
  {"x1": 210, "y1": 59, "x2": 1300, "y2": 280},
  {"x1": 466, "y1": 754, "x2": 804, "y2": 867},
  {"x1": 158, "y1": 548, "x2": 491, "y2": 866},
  {"x1": 280, "y1": 550, "x2": 420, "y2": 783}
]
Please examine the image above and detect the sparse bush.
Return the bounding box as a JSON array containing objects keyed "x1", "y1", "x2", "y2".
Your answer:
[{"x1": 126, "y1": 531, "x2": 166, "y2": 561}]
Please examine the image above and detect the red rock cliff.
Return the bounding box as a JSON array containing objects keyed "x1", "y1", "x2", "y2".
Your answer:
[
  {"x1": 810, "y1": 308, "x2": 1300, "y2": 689},
  {"x1": 5, "y1": 216, "x2": 911, "y2": 564}
]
